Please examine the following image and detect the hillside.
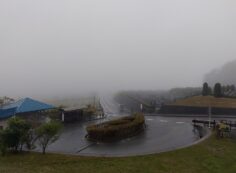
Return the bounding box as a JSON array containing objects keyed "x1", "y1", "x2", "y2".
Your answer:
[
  {"x1": 170, "y1": 96, "x2": 236, "y2": 108},
  {"x1": 204, "y1": 59, "x2": 236, "y2": 86}
]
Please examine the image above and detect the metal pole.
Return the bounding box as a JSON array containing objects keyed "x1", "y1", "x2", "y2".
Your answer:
[
  {"x1": 140, "y1": 103, "x2": 143, "y2": 112},
  {"x1": 208, "y1": 106, "x2": 211, "y2": 128}
]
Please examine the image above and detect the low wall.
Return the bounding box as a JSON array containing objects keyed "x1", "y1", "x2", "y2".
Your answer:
[{"x1": 159, "y1": 105, "x2": 236, "y2": 116}]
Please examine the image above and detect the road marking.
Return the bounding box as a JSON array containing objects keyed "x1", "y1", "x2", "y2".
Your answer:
[
  {"x1": 160, "y1": 120, "x2": 168, "y2": 123},
  {"x1": 147, "y1": 118, "x2": 153, "y2": 121},
  {"x1": 176, "y1": 122, "x2": 185, "y2": 124},
  {"x1": 76, "y1": 143, "x2": 95, "y2": 153}
]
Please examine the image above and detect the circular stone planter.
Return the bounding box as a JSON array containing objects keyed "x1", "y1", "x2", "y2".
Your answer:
[{"x1": 86, "y1": 113, "x2": 145, "y2": 142}]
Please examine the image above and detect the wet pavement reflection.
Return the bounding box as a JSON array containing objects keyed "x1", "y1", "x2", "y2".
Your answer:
[{"x1": 44, "y1": 116, "x2": 201, "y2": 156}]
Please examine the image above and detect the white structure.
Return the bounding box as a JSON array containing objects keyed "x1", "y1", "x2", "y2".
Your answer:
[{"x1": 140, "y1": 104, "x2": 143, "y2": 112}]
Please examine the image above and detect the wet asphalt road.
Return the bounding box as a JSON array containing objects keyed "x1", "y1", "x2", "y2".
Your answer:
[
  {"x1": 39, "y1": 96, "x2": 206, "y2": 157},
  {"x1": 79, "y1": 116, "x2": 200, "y2": 156},
  {"x1": 45, "y1": 116, "x2": 200, "y2": 156}
]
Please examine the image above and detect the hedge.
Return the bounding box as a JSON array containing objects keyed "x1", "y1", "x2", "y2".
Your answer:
[{"x1": 86, "y1": 113, "x2": 145, "y2": 142}]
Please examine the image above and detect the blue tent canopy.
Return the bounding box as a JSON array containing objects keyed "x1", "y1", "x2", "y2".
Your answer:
[{"x1": 0, "y1": 98, "x2": 55, "y2": 119}]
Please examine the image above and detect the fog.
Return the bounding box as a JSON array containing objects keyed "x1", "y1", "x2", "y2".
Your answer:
[
  {"x1": 0, "y1": 0, "x2": 236, "y2": 99},
  {"x1": 204, "y1": 59, "x2": 236, "y2": 86}
]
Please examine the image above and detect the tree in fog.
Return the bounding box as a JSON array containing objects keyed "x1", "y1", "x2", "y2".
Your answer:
[
  {"x1": 36, "y1": 121, "x2": 62, "y2": 154},
  {"x1": 230, "y1": 85, "x2": 235, "y2": 91},
  {"x1": 0, "y1": 117, "x2": 32, "y2": 154},
  {"x1": 202, "y1": 83, "x2": 209, "y2": 96},
  {"x1": 214, "y1": 83, "x2": 222, "y2": 98}
]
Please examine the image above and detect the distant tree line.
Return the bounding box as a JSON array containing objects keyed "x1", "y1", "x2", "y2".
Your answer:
[
  {"x1": 0, "y1": 117, "x2": 62, "y2": 156},
  {"x1": 202, "y1": 82, "x2": 236, "y2": 98}
]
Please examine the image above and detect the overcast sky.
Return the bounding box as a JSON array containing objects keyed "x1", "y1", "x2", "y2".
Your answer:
[{"x1": 0, "y1": 0, "x2": 236, "y2": 98}]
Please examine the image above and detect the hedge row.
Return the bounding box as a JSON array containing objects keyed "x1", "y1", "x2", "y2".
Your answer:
[{"x1": 86, "y1": 113, "x2": 145, "y2": 142}]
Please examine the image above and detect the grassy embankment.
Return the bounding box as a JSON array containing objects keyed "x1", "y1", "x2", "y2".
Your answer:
[
  {"x1": 0, "y1": 134, "x2": 236, "y2": 173},
  {"x1": 170, "y1": 96, "x2": 236, "y2": 108}
]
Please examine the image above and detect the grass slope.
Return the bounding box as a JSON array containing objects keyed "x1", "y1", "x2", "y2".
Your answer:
[
  {"x1": 0, "y1": 135, "x2": 236, "y2": 173},
  {"x1": 170, "y1": 96, "x2": 236, "y2": 108}
]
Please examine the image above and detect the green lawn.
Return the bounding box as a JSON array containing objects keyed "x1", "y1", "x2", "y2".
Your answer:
[
  {"x1": 170, "y1": 96, "x2": 236, "y2": 108},
  {"x1": 0, "y1": 134, "x2": 236, "y2": 173}
]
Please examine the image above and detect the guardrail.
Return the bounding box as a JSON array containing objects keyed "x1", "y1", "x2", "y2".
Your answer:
[{"x1": 192, "y1": 119, "x2": 236, "y2": 129}]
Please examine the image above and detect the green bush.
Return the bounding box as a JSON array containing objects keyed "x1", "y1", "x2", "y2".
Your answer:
[
  {"x1": 86, "y1": 113, "x2": 145, "y2": 142},
  {"x1": 36, "y1": 121, "x2": 63, "y2": 154},
  {"x1": 0, "y1": 117, "x2": 63, "y2": 155},
  {"x1": 0, "y1": 130, "x2": 7, "y2": 156},
  {"x1": 0, "y1": 117, "x2": 32, "y2": 153},
  {"x1": 214, "y1": 83, "x2": 222, "y2": 97}
]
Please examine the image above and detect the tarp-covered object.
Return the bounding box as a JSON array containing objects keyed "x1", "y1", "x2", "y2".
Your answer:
[{"x1": 0, "y1": 98, "x2": 55, "y2": 119}]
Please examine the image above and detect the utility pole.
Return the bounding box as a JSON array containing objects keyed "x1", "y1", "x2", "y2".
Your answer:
[
  {"x1": 140, "y1": 103, "x2": 143, "y2": 112},
  {"x1": 93, "y1": 95, "x2": 96, "y2": 108},
  {"x1": 208, "y1": 106, "x2": 212, "y2": 128}
]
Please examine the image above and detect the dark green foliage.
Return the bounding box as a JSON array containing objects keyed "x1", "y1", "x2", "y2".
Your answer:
[
  {"x1": 223, "y1": 84, "x2": 236, "y2": 92},
  {"x1": 230, "y1": 85, "x2": 235, "y2": 91},
  {"x1": 202, "y1": 82, "x2": 209, "y2": 96},
  {"x1": 208, "y1": 87, "x2": 212, "y2": 95},
  {"x1": 25, "y1": 129, "x2": 37, "y2": 150},
  {"x1": 221, "y1": 84, "x2": 236, "y2": 98},
  {"x1": 222, "y1": 85, "x2": 234, "y2": 93},
  {"x1": 0, "y1": 130, "x2": 7, "y2": 156},
  {"x1": 0, "y1": 117, "x2": 32, "y2": 153},
  {"x1": 36, "y1": 121, "x2": 62, "y2": 154},
  {"x1": 86, "y1": 113, "x2": 145, "y2": 142},
  {"x1": 214, "y1": 83, "x2": 222, "y2": 97},
  {"x1": 0, "y1": 118, "x2": 63, "y2": 155},
  {"x1": 46, "y1": 109, "x2": 62, "y2": 121}
]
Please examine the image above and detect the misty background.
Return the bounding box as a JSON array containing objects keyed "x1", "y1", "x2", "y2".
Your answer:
[{"x1": 1, "y1": 0, "x2": 236, "y2": 99}]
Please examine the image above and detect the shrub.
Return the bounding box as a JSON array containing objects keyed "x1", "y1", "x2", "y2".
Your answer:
[
  {"x1": 0, "y1": 117, "x2": 32, "y2": 153},
  {"x1": 202, "y1": 82, "x2": 209, "y2": 96},
  {"x1": 214, "y1": 83, "x2": 222, "y2": 97},
  {"x1": 0, "y1": 118, "x2": 63, "y2": 155},
  {"x1": 0, "y1": 130, "x2": 7, "y2": 156},
  {"x1": 86, "y1": 113, "x2": 145, "y2": 142},
  {"x1": 36, "y1": 121, "x2": 62, "y2": 154}
]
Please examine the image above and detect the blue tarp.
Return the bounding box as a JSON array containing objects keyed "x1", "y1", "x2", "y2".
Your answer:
[{"x1": 0, "y1": 98, "x2": 55, "y2": 119}]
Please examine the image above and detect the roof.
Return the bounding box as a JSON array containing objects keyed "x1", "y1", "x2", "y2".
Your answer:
[{"x1": 0, "y1": 98, "x2": 55, "y2": 119}]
